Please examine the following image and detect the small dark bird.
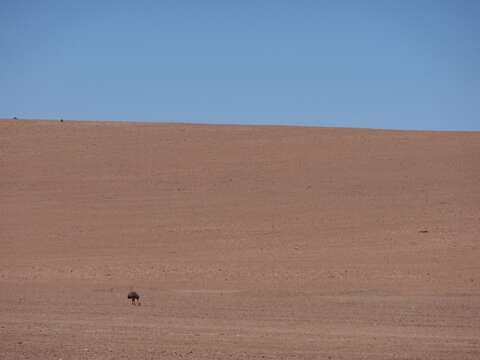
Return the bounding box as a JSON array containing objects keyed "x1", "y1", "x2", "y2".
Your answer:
[{"x1": 127, "y1": 291, "x2": 140, "y2": 305}]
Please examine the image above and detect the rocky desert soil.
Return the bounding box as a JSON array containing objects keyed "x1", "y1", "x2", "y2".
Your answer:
[{"x1": 1, "y1": 119, "x2": 479, "y2": 359}]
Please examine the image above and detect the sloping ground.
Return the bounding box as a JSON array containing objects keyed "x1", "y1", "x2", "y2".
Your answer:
[{"x1": 1, "y1": 119, "x2": 479, "y2": 359}]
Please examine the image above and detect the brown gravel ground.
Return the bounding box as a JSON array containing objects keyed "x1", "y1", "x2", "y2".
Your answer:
[{"x1": 1, "y1": 119, "x2": 479, "y2": 359}]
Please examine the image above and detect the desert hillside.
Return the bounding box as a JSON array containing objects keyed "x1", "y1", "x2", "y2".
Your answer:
[{"x1": 1, "y1": 119, "x2": 479, "y2": 359}]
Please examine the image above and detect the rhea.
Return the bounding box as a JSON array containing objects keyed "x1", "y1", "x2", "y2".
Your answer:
[{"x1": 128, "y1": 291, "x2": 140, "y2": 305}]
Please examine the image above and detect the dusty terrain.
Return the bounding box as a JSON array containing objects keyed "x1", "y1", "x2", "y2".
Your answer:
[{"x1": 1, "y1": 119, "x2": 479, "y2": 359}]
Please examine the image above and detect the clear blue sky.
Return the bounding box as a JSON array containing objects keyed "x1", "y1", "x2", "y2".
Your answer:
[{"x1": 1, "y1": 0, "x2": 479, "y2": 130}]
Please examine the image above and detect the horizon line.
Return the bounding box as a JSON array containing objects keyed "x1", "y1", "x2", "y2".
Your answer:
[{"x1": 1, "y1": 116, "x2": 479, "y2": 134}]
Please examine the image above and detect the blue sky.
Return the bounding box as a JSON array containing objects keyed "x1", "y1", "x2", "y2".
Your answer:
[{"x1": 1, "y1": 0, "x2": 479, "y2": 130}]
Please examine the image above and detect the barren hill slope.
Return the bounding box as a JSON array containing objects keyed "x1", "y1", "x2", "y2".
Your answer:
[{"x1": 1, "y1": 119, "x2": 479, "y2": 359}]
